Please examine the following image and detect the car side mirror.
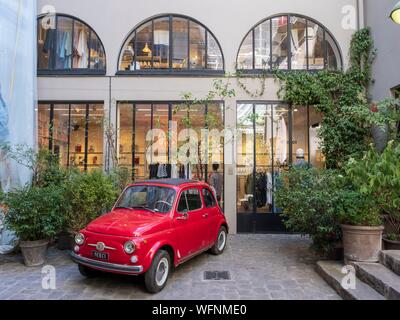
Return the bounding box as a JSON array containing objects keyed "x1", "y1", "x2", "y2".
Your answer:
[{"x1": 177, "y1": 210, "x2": 189, "y2": 220}]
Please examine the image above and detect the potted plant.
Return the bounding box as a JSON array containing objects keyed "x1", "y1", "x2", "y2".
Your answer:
[
  {"x1": 64, "y1": 170, "x2": 118, "y2": 241},
  {"x1": 346, "y1": 141, "x2": 400, "y2": 251},
  {"x1": 338, "y1": 190, "x2": 384, "y2": 263},
  {"x1": 1, "y1": 185, "x2": 66, "y2": 266}
]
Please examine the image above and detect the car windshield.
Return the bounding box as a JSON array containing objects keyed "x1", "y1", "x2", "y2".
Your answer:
[{"x1": 115, "y1": 185, "x2": 176, "y2": 214}]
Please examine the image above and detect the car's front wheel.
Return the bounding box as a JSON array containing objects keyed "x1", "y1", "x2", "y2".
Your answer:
[
  {"x1": 144, "y1": 250, "x2": 171, "y2": 293},
  {"x1": 210, "y1": 226, "x2": 228, "y2": 255}
]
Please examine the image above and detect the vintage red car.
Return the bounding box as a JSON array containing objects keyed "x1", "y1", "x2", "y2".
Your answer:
[{"x1": 70, "y1": 179, "x2": 228, "y2": 293}]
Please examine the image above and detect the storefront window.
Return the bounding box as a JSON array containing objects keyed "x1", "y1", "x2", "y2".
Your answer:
[
  {"x1": 37, "y1": 103, "x2": 104, "y2": 171},
  {"x1": 37, "y1": 15, "x2": 106, "y2": 73},
  {"x1": 237, "y1": 103, "x2": 323, "y2": 231},
  {"x1": 309, "y1": 106, "x2": 325, "y2": 168},
  {"x1": 119, "y1": 15, "x2": 224, "y2": 73},
  {"x1": 237, "y1": 14, "x2": 342, "y2": 71},
  {"x1": 117, "y1": 102, "x2": 224, "y2": 205}
]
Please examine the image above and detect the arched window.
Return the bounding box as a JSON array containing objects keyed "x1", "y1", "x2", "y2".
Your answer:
[
  {"x1": 237, "y1": 14, "x2": 342, "y2": 71},
  {"x1": 118, "y1": 14, "x2": 224, "y2": 74},
  {"x1": 37, "y1": 14, "x2": 106, "y2": 74}
]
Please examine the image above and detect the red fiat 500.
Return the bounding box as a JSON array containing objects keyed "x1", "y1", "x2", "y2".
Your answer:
[{"x1": 70, "y1": 179, "x2": 228, "y2": 293}]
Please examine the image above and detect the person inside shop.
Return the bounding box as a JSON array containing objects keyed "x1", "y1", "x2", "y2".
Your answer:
[
  {"x1": 293, "y1": 148, "x2": 310, "y2": 169},
  {"x1": 209, "y1": 163, "x2": 223, "y2": 202}
]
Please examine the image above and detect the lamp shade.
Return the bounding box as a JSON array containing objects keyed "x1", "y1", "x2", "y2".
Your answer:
[{"x1": 390, "y1": 1, "x2": 400, "y2": 24}]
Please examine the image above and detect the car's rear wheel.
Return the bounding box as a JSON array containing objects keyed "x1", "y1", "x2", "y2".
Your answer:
[
  {"x1": 78, "y1": 264, "x2": 100, "y2": 278},
  {"x1": 210, "y1": 226, "x2": 228, "y2": 255},
  {"x1": 144, "y1": 250, "x2": 171, "y2": 293}
]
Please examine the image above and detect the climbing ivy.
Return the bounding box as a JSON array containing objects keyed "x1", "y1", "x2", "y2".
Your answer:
[{"x1": 274, "y1": 28, "x2": 377, "y2": 169}]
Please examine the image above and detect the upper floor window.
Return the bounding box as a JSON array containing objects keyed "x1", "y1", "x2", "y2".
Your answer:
[
  {"x1": 37, "y1": 14, "x2": 106, "y2": 75},
  {"x1": 237, "y1": 14, "x2": 342, "y2": 72},
  {"x1": 118, "y1": 14, "x2": 224, "y2": 74}
]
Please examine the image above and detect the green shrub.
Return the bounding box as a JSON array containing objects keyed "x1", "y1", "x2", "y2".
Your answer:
[
  {"x1": 64, "y1": 170, "x2": 119, "y2": 234},
  {"x1": 275, "y1": 169, "x2": 345, "y2": 256},
  {"x1": 346, "y1": 141, "x2": 400, "y2": 238},
  {"x1": 2, "y1": 185, "x2": 67, "y2": 241}
]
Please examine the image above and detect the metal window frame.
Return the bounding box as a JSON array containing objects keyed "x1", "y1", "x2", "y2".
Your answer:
[
  {"x1": 236, "y1": 13, "x2": 343, "y2": 73},
  {"x1": 38, "y1": 101, "x2": 104, "y2": 172},
  {"x1": 117, "y1": 13, "x2": 225, "y2": 75},
  {"x1": 37, "y1": 14, "x2": 107, "y2": 75}
]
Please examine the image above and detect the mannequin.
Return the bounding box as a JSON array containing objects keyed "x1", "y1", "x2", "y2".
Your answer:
[{"x1": 293, "y1": 148, "x2": 310, "y2": 169}]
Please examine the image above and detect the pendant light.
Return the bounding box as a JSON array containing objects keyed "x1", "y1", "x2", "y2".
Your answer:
[
  {"x1": 142, "y1": 42, "x2": 151, "y2": 54},
  {"x1": 390, "y1": 1, "x2": 400, "y2": 24}
]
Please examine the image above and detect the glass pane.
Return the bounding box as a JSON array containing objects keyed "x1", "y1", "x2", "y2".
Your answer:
[
  {"x1": 52, "y1": 104, "x2": 70, "y2": 167},
  {"x1": 152, "y1": 104, "x2": 169, "y2": 164},
  {"x1": 326, "y1": 32, "x2": 341, "y2": 70},
  {"x1": 118, "y1": 103, "x2": 134, "y2": 174},
  {"x1": 186, "y1": 189, "x2": 202, "y2": 211},
  {"x1": 290, "y1": 16, "x2": 307, "y2": 70},
  {"x1": 272, "y1": 105, "x2": 290, "y2": 169},
  {"x1": 136, "y1": 22, "x2": 153, "y2": 70},
  {"x1": 271, "y1": 16, "x2": 289, "y2": 70},
  {"x1": 237, "y1": 32, "x2": 253, "y2": 69},
  {"x1": 255, "y1": 104, "x2": 273, "y2": 213},
  {"x1": 207, "y1": 103, "x2": 224, "y2": 205},
  {"x1": 203, "y1": 188, "x2": 216, "y2": 208},
  {"x1": 254, "y1": 21, "x2": 271, "y2": 70},
  {"x1": 38, "y1": 18, "x2": 54, "y2": 69},
  {"x1": 89, "y1": 32, "x2": 106, "y2": 70},
  {"x1": 307, "y1": 21, "x2": 325, "y2": 70},
  {"x1": 135, "y1": 104, "x2": 152, "y2": 180},
  {"x1": 292, "y1": 106, "x2": 309, "y2": 168},
  {"x1": 37, "y1": 104, "x2": 51, "y2": 149},
  {"x1": 237, "y1": 104, "x2": 254, "y2": 213},
  {"x1": 309, "y1": 106, "x2": 325, "y2": 168},
  {"x1": 153, "y1": 18, "x2": 170, "y2": 69},
  {"x1": 87, "y1": 104, "x2": 104, "y2": 171},
  {"x1": 172, "y1": 18, "x2": 188, "y2": 69},
  {"x1": 207, "y1": 33, "x2": 223, "y2": 70},
  {"x1": 55, "y1": 17, "x2": 73, "y2": 69},
  {"x1": 189, "y1": 105, "x2": 206, "y2": 181},
  {"x1": 189, "y1": 22, "x2": 206, "y2": 69},
  {"x1": 69, "y1": 104, "x2": 87, "y2": 170},
  {"x1": 72, "y1": 20, "x2": 90, "y2": 69},
  {"x1": 177, "y1": 192, "x2": 188, "y2": 212},
  {"x1": 120, "y1": 33, "x2": 135, "y2": 71}
]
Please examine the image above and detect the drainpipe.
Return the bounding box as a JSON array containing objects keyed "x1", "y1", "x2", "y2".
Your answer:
[{"x1": 357, "y1": 0, "x2": 365, "y2": 30}]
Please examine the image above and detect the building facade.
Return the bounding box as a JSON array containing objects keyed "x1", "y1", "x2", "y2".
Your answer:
[{"x1": 36, "y1": 0, "x2": 366, "y2": 234}]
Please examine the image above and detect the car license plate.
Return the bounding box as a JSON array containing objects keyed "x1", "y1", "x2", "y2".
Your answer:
[{"x1": 92, "y1": 251, "x2": 109, "y2": 261}]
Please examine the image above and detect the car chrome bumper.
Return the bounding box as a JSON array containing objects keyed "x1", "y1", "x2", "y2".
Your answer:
[{"x1": 70, "y1": 252, "x2": 143, "y2": 274}]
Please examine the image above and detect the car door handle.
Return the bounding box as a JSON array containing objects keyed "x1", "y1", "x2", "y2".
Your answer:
[{"x1": 202, "y1": 213, "x2": 209, "y2": 218}]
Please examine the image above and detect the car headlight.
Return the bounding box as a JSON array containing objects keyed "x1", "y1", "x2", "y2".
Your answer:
[
  {"x1": 124, "y1": 241, "x2": 136, "y2": 254},
  {"x1": 75, "y1": 233, "x2": 85, "y2": 246}
]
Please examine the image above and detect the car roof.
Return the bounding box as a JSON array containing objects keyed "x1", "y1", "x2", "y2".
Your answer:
[{"x1": 133, "y1": 179, "x2": 204, "y2": 187}]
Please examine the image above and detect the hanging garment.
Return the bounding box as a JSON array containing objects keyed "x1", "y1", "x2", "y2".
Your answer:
[
  {"x1": 275, "y1": 118, "x2": 288, "y2": 164},
  {"x1": 266, "y1": 172, "x2": 273, "y2": 205},
  {"x1": 73, "y1": 30, "x2": 88, "y2": 68},
  {"x1": 149, "y1": 164, "x2": 159, "y2": 179},
  {"x1": 43, "y1": 29, "x2": 55, "y2": 53},
  {"x1": 157, "y1": 163, "x2": 168, "y2": 178}
]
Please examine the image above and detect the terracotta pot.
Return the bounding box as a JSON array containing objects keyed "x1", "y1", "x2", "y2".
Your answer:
[
  {"x1": 19, "y1": 239, "x2": 49, "y2": 267},
  {"x1": 341, "y1": 225, "x2": 384, "y2": 263},
  {"x1": 383, "y1": 237, "x2": 400, "y2": 251}
]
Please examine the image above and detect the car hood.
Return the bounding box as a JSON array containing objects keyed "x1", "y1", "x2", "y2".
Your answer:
[{"x1": 86, "y1": 209, "x2": 169, "y2": 237}]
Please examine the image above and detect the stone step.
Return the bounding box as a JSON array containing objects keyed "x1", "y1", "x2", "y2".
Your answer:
[
  {"x1": 380, "y1": 250, "x2": 400, "y2": 277},
  {"x1": 316, "y1": 261, "x2": 385, "y2": 300},
  {"x1": 352, "y1": 262, "x2": 400, "y2": 300}
]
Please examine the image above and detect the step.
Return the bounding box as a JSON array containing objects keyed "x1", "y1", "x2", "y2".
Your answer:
[
  {"x1": 380, "y1": 251, "x2": 400, "y2": 277},
  {"x1": 352, "y1": 262, "x2": 400, "y2": 300},
  {"x1": 316, "y1": 261, "x2": 385, "y2": 300}
]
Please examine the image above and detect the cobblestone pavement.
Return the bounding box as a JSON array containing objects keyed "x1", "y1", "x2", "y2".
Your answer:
[{"x1": 0, "y1": 234, "x2": 340, "y2": 300}]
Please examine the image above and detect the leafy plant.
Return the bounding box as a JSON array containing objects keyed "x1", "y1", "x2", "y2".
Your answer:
[
  {"x1": 2, "y1": 185, "x2": 67, "y2": 241},
  {"x1": 64, "y1": 170, "x2": 119, "y2": 234},
  {"x1": 275, "y1": 169, "x2": 346, "y2": 256},
  {"x1": 346, "y1": 141, "x2": 400, "y2": 238}
]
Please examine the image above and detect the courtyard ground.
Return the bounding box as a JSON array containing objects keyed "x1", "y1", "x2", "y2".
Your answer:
[{"x1": 0, "y1": 234, "x2": 340, "y2": 300}]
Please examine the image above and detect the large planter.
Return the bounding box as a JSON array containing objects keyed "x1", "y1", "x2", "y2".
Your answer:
[
  {"x1": 19, "y1": 239, "x2": 49, "y2": 267},
  {"x1": 341, "y1": 225, "x2": 384, "y2": 263},
  {"x1": 383, "y1": 237, "x2": 400, "y2": 251}
]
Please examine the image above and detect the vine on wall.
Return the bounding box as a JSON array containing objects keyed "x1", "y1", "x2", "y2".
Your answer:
[{"x1": 274, "y1": 27, "x2": 376, "y2": 169}]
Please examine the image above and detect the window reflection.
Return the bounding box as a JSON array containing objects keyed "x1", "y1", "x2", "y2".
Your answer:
[
  {"x1": 290, "y1": 16, "x2": 307, "y2": 70},
  {"x1": 136, "y1": 21, "x2": 153, "y2": 70},
  {"x1": 38, "y1": 104, "x2": 51, "y2": 150},
  {"x1": 189, "y1": 22, "x2": 206, "y2": 69},
  {"x1": 52, "y1": 104, "x2": 70, "y2": 167},
  {"x1": 55, "y1": 17, "x2": 73, "y2": 70},
  {"x1": 237, "y1": 32, "x2": 253, "y2": 69},
  {"x1": 207, "y1": 33, "x2": 223, "y2": 70},
  {"x1": 254, "y1": 21, "x2": 271, "y2": 70},
  {"x1": 172, "y1": 18, "x2": 188, "y2": 69},
  {"x1": 272, "y1": 16, "x2": 289, "y2": 70},
  {"x1": 154, "y1": 18, "x2": 170, "y2": 69},
  {"x1": 308, "y1": 21, "x2": 325, "y2": 70}
]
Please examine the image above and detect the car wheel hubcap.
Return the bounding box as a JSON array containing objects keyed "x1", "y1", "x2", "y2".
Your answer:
[
  {"x1": 217, "y1": 230, "x2": 226, "y2": 251},
  {"x1": 155, "y1": 257, "x2": 169, "y2": 287}
]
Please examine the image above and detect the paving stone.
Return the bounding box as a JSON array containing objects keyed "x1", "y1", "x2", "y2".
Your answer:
[{"x1": 0, "y1": 235, "x2": 340, "y2": 300}]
